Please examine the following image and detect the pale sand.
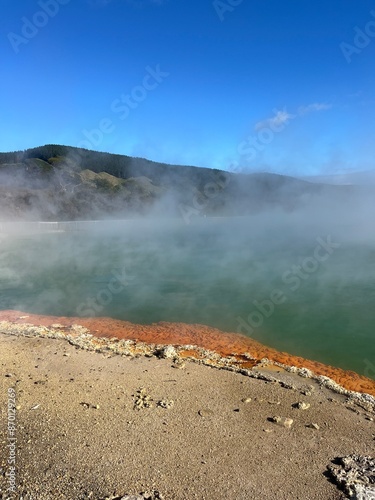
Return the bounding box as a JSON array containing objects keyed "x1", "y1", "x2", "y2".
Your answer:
[{"x1": 0, "y1": 332, "x2": 374, "y2": 500}]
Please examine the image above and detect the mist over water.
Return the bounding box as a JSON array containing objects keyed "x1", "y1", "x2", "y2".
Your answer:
[{"x1": 0, "y1": 208, "x2": 374, "y2": 378}]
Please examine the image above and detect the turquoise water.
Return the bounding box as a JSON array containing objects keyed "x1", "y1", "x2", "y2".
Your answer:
[{"x1": 0, "y1": 216, "x2": 374, "y2": 378}]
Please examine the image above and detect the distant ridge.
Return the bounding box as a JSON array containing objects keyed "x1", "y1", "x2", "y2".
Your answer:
[
  {"x1": 301, "y1": 170, "x2": 375, "y2": 186},
  {"x1": 0, "y1": 144, "x2": 360, "y2": 221}
]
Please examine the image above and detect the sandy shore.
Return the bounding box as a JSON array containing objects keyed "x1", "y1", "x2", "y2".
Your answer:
[
  {"x1": 0, "y1": 311, "x2": 374, "y2": 397},
  {"x1": 0, "y1": 317, "x2": 374, "y2": 499}
]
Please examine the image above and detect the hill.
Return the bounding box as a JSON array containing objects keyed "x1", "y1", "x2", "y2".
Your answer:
[{"x1": 0, "y1": 144, "x2": 358, "y2": 221}]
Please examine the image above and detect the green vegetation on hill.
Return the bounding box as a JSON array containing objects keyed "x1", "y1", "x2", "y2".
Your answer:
[{"x1": 0, "y1": 144, "x2": 355, "y2": 221}]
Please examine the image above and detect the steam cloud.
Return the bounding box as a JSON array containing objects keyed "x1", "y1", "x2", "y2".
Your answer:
[{"x1": 0, "y1": 148, "x2": 374, "y2": 376}]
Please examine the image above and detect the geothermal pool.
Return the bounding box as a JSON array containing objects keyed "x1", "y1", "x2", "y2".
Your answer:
[{"x1": 0, "y1": 216, "x2": 374, "y2": 378}]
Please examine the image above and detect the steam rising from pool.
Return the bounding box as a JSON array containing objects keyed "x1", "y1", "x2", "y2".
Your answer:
[{"x1": 1, "y1": 210, "x2": 375, "y2": 378}]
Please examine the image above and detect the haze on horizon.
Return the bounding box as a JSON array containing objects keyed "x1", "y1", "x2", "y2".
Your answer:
[{"x1": 1, "y1": 0, "x2": 374, "y2": 178}]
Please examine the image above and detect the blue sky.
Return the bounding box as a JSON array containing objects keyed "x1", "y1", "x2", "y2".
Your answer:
[{"x1": 1, "y1": 0, "x2": 375, "y2": 175}]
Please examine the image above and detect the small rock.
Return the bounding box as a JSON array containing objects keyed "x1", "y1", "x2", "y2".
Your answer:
[
  {"x1": 133, "y1": 388, "x2": 153, "y2": 410},
  {"x1": 241, "y1": 397, "x2": 252, "y2": 404},
  {"x1": 298, "y1": 368, "x2": 313, "y2": 378},
  {"x1": 263, "y1": 429, "x2": 273, "y2": 433},
  {"x1": 327, "y1": 455, "x2": 375, "y2": 499},
  {"x1": 293, "y1": 402, "x2": 311, "y2": 410},
  {"x1": 172, "y1": 358, "x2": 185, "y2": 369},
  {"x1": 157, "y1": 400, "x2": 174, "y2": 409},
  {"x1": 280, "y1": 382, "x2": 296, "y2": 390},
  {"x1": 106, "y1": 491, "x2": 164, "y2": 500},
  {"x1": 269, "y1": 416, "x2": 293, "y2": 428},
  {"x1": 282, "y1": 418, "x2": 294, "y2": 429},
  {"x1": 270, "y1": 416, "x2": 282, "y2": 423},
  {"x1": 306, "y1": 423, "x2": 320, "y2": 430},
  {"x1": 158, "y1": 345, "x2": 177, "y2": 359},
  {"x1": 80, "y1": 402, "x2": 99, "y2": 410},
  {"x1": 198, "y1": 409, "x2": 214, "y2": 417},
  {"x1": 5, "y1": 373, "x2": 13, "y2": 378}
]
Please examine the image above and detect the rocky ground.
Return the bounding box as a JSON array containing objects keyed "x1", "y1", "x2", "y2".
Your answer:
[{"x1": 0, "y1": 329, "x2": 374, "y2": 500}]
